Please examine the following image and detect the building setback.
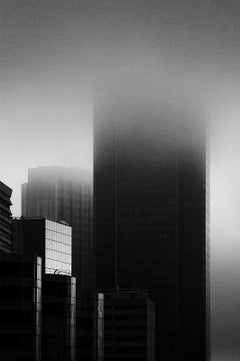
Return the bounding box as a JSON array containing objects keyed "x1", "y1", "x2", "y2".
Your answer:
[
  {"x1": 104, "y1": 289, "x2": 155, "y2": 361},
  {"x1": 0, "y1": 181, "x2": 13, "y2": 253},
  {"x1": 42, "y1": 274, "x2": 76, "y2": 361},
  {"x1": 13, "y1": 217, "x2": 72, "y2": 276},
  {"x1": 0, "y1": 253, "x2": 42, "y2": 361},
  {"x1": 22, "y1": 166, "x2": 93, "y2": 288},
  {"x1": 76, "y1": 290, "x2": 104, "y2": 361},
  {"x1": 94, "y1": 100, "x2": 210, "y2": 361}
]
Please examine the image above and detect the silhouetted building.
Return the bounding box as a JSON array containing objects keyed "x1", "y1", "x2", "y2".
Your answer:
[
  {"x1": 42, "y1": 274, "x2": 76, "y2": 361},
  {"x1": 13, "y1": 217, "x2": 72, "y2": 275},
  {"x1": 0, "y1": 181, "x2": 12, "y2": 253},
  {"x1": 76, "y1": 290, "x2": 104, "y2": 361},
  {"x1": 0, "y1": 253, "x2": 42, "y2": 361},
  {"x1": 94, "y1": 102, "x2": 210, "y2": 361},
  {"x1": 22, "y1": 166, "x2": 93, "y2": 288},
  {"x1": 103, "y1": 289, "x2": 155, "y2": 361}
]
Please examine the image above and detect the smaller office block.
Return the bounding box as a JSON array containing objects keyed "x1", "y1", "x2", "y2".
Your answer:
[
  {"x1": 104, "y1": 289, "x2": 155, "y2": 361},
  {"x1": 76, "y1": 290, "x2": 104, "y2": 361},
  {"x1": 42, "y1": 274, "x2": 76, "y2": 361},
  {"x1": 0, "y1": 253, "x2": 42, "y2": 361},
  {"x1": 13, "y1": 217, "x2": 72, "y2": 275}
]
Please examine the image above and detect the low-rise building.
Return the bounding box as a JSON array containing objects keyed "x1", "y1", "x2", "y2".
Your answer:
[
  {"x1": 103, "y1": 289, "x2": 155, "y2": 361},
  {"x1": 42, "y1": 274, "x2": 76, "y2": 361},
  {"x1": 0, "y1": 253, "x2": 42, "y2": 361},
  {"x1": 13, "y1": 217, "x2": 72, "y2": 275}
]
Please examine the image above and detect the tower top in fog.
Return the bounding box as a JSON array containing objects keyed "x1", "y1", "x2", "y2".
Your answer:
[
  {"x1": 94, "y1": 104, "x2": 209, "y2": 361},
  {"x1": 21, "y1": 165, "x2": 93, "y2": 289}
]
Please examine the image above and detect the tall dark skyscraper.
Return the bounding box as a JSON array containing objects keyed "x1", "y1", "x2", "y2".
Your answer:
[
  {"x1": 22, "y1": 166, "x2": 93, "y2": 288},
  {"x1": 0, "y1": 181, "x2": 13, "y2": 253},
  {"x1": 94, "y1": 99, "x2": 210, "y2": 361}
]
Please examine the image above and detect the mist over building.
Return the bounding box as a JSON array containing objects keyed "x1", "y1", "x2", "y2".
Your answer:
[
  {"x1": 94, "y1": 95, "x2": 209, "y2": 361},
  {"x1": 19, "y1": 169, "x2": 105, "y2": 361},
  {"x1": 21, "y1": 166, "x2": 93, "y2": 289}
]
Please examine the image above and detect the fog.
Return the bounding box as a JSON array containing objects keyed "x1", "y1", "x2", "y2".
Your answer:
[{"x1": 1, "y1": 1, "x2": 240, "y2": 359}]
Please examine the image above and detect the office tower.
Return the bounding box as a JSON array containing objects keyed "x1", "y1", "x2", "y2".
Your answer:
[
  {"x1": 13, "y1": 217, "x2": 72, "y2": 275},
  {"x1": 103, "y1": 289, "x2": 155, "y2": 361},
  {"x1": 94, "y1": 100, "x2": 209, "y2": 361},
  {"x1": 0, "y1": 181, "x2": 13, "y2": 253},
  {"x1": 0, "y1": 253, "x2": 42, "y2": 361},
  {"x1": 22, "y1": 166, "x2": 93, "y2": 288},
  {"x1": 76, "y1": 290, "x2": 104, "y2": 361},
  {"x1": 42, "y1": 274, "x2": 76, "y2": 361}
]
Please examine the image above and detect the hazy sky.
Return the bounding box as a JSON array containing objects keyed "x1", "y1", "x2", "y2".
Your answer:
[{"x1": 1, "y1": 1, "x2": 240, "y2": 359}]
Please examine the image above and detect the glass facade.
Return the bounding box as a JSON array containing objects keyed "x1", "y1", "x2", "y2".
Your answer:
[
  {"x1": 0, "y1": 181, "x2": 12, "y2": 253},
  {"x1": 0, "y1": 254, "x2": 42, "y2": 361},
  {"x1": 45, "y1": 219, "x2": 71, "y2": 275},
  {"x1": 13, "y1": 218, "x2": 72, "y2": 276}
]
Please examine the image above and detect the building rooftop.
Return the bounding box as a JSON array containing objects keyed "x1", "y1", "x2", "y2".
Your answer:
[
  {"x1": 101, "y1": 288, "x2": 149, "y2": 299},
  {"x1": 13, "y1": 216, "x2": 71, "y2": 227}
]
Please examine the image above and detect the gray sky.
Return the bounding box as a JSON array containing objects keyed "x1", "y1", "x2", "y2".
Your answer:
[{"x1": 1, "y1": 1, "x2": 240, "y2": 359}]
